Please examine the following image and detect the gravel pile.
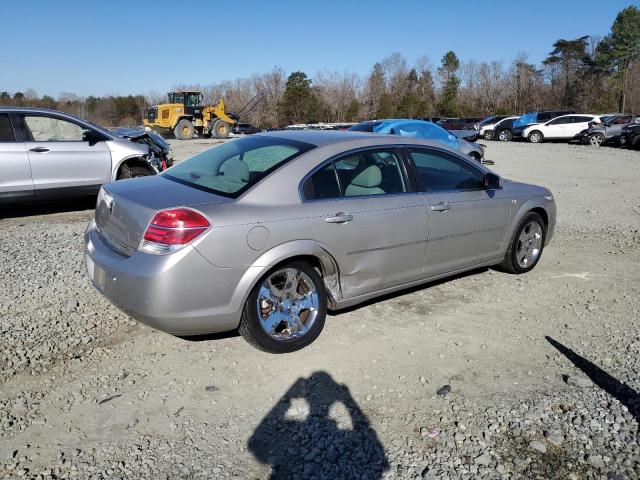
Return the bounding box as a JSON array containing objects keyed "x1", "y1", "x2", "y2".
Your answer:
[{"x1": 0, "y1": 215, "x2": 135, "y2": 381}]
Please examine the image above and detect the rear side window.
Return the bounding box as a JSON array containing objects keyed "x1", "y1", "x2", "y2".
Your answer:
[
  {"x1": 0, "y1": 114, "x2": 15, "y2": 142},
  {"x1": 571, "y1": 116, "x2": 594, "y2": 123},
  {"x1": 302, "y1": 149, "x2": 408, "y2": 200},
  {"x1": 409, "y1": 149, "x2": 484, "y2": 192},
  {"x1": 303, "y1": 163, "x2": 340, "y2": 200},
  {"x1": 164, "y1": 136, "x2": 314, "y2": 198}
]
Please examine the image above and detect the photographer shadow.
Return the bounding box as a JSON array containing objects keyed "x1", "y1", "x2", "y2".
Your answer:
[{"x1": 248, "y1": 371, "x2": 389, "y2": 480}]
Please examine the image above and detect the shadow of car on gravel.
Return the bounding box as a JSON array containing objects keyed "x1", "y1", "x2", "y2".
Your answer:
[
  {"x1": 181, "y1": 268, "x2": 490, "y2": 343},
  {"x1": 248, "y1": 371, "x2": 389, "y2": 479},
  {"x1": 0, "y1": 196, "x2": 96, "y2": 219},
  {"x1": 546, "y1": 336, "x2": 639, "y2": 423}
]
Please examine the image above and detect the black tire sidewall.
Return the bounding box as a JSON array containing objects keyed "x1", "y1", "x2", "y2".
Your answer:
[
  {"x1": 241, "y1": 261, "x2": 327, "y2": 353},
  {"x1": 499, "y1": 130, "x2": 512, "y2": 141},
  {"x1": 174, "y1": 120, "x2": 194, "y2": 140},
  {"x1": 508, "y1": 213, "x2": 546, "y2": 274},
  {"x1": 213, "y1": 120, "x2": 230, "y2": 139},
  {"x1": 129, "y1": 166, "x2": 152, "y2": 178}
]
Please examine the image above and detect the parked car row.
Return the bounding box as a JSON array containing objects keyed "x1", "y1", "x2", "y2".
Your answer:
[
  {"x1": 474, "y1": 110, "x2": 640, "y2": 148},
  {"x1": 348, "y1": 119, "x2": 486, "y2": 163}
]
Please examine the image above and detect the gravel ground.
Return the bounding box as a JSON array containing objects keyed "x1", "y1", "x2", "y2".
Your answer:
[{"x1": 0, "y1": 139, "x2": 638, "y2": 479}]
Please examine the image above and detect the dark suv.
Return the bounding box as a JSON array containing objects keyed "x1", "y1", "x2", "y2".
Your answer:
[{"x1": 511, "y1": 110, "x2": 574, "y2": 140}]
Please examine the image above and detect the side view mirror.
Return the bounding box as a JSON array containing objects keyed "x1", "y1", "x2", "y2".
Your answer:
[
  {"x1": 484, "y1": 172, "x2": 502, "y2": 190},
  {"x1": 82, "y1": 130, "x2": 104, "y2": 146}
]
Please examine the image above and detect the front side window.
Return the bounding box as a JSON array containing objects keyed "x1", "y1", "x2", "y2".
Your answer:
[
  {"x1": 612, "y1": 116, "x2": 630, "y2": 124},
  {"x1": 0, "y1": 114, "x2": 15, "y2": 142},
  {"x1": 24, "y1": 115, "x2": 88, "y2": 141},
  {"x1": 185, "y1": 94, "x2": 201, "y2": 106},
  {"x1": 164, "y1": 136, "x2": 313, "y2": 198},
  {"x1": 571, "y1": 116, "x2": 594, "y2": 123},
  {"x1": 409, "y1": 149, "x2": 485, "y2": 192},
  {"x1": 547, "y1": 116, "x2": 570, "y2": 125}
]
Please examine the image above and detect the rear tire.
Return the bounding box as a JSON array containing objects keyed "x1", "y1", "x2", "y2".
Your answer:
[
  {"x1": 497, "y1": 129, "x2": 512, "y2": 142},
  {"x1": 174, "y1": 119, "x2": 194, "y2": 140},
  {"x1": 528, "y1": 131, "x2": 543, "y2": 143},
  {"x1": 213, "y1": 119, "x2": 231, "y2": 139},
  {"x1": 239, "y1": 261, "x2": 327, "y2": 353},
  {"x1": 499, "y1": 212, "x2": 546, "y2": 274}
]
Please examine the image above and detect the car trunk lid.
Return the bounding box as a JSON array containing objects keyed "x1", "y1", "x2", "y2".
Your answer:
[{"x1": 95, "y1": 175, "x2": 230, "y2": 253}]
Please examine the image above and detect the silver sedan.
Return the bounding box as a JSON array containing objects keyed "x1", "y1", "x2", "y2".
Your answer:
[{"x1": 85, "y1": 131, "x2": 556, "y2": 353}]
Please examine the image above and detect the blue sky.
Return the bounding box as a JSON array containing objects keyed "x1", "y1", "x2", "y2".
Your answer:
[{"x1": 1, "y1": 0, "x2": 638, "y2": 97}]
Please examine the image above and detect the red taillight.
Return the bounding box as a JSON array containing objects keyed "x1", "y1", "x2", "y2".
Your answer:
[{"x1": 143, "y1": 208, "x2": 210, "y2": 248}]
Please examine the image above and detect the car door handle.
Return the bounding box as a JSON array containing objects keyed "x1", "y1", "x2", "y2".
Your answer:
[
  {"x1": 430, "y1": 202, "x2": 451, "y2": 212},
  {"x1": 325, "y1": 213, "x2": 353, "y2": 224},
  {"x1": 29, "y1": 147, "x2": 50, "y2": 153}
]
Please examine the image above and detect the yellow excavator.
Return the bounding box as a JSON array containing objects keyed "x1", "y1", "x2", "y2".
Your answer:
[{"x1": 143, "y1": 91, "x2": 238, "y2": 140}]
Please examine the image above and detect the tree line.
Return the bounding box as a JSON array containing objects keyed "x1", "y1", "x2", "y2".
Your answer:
[{"x1": 2, "y1": 6, "x2": 638, "y2": 129}]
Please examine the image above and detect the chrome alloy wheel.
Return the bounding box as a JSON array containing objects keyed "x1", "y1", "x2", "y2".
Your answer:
[
  {"x1": 256, "y1": 268, "x2": 319, "y2": 341},
  {"x1": 529, "y1": 132, "x2": 542, "y2": 143},
  {"x1": 589, "y1": 134, "x2": 604, "y2": 146},
  {"x1": 516, "y1": 221, "x2": 543, "y2": 268}
]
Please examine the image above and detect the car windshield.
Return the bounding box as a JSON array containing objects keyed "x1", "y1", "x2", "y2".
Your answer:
[
  {"x1": 163, "y1": 136, "x2": 314, "y2": 198},
  {"x1": 478, "y1": 116, "x2": 497, "y2": 126}
]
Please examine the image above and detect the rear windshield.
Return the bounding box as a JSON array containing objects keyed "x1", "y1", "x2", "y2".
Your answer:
[{"x1": 163, "y1": 136, "x2": 314, "y2": 198}]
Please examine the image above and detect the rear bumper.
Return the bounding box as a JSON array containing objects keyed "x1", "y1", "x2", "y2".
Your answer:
[{"x1": 84, "y1": 221, "x2": 246, "y2": 336}]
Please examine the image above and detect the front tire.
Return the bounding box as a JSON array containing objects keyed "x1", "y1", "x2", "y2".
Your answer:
[
  {"x1": 497, "y1": 129, "x2": 512, "y2": 142},
  {"x1": 239, "y1": 261, "x2": 327, "y2": 353},
  {"x1": 589, "y1": 133, "x2": 604, "y2": 146},
  {"x1": 499, "y1": 212, "x2": 546, "y2": 274},
  {"x1": 528, "y1": 131, "x2": 543, "y2": 143},
  {"x1": 483, "y1": 130, "x2": 494, "y2": 140},
  {"x1": 213, "y1": 119, "x2": 231, "y2": 139}
]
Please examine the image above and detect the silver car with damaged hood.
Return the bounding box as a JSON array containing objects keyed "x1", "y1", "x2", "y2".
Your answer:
[
  {"x1": 0, "y1": 107, "x2": 164, "y2": 204},
  {"x1": 85, "y1": 131, "x2": 556, "y2": 353}
]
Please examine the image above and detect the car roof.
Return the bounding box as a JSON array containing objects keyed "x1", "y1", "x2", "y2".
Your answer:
[
  {"x1": 0, "y1": 106, "x2": 70, "y2": 115},
  {"x1": 0, "y1": 106, "x2": 115, "y2": 137},
  {"x1": 256, "y1": 129, "x2": 378, "y2": 146},
  {"x1": 254, "y1": 129, "x2": 467, "y2": 155}
]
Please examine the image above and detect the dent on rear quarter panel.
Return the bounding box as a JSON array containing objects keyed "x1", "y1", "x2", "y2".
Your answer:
[{"x1": 194, "y1": 203, "x2": 314, "y2": 268}]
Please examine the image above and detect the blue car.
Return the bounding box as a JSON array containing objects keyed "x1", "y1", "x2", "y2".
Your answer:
[{"x1": 349, "y1": 119, "x2": 484, "y2": 162}]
